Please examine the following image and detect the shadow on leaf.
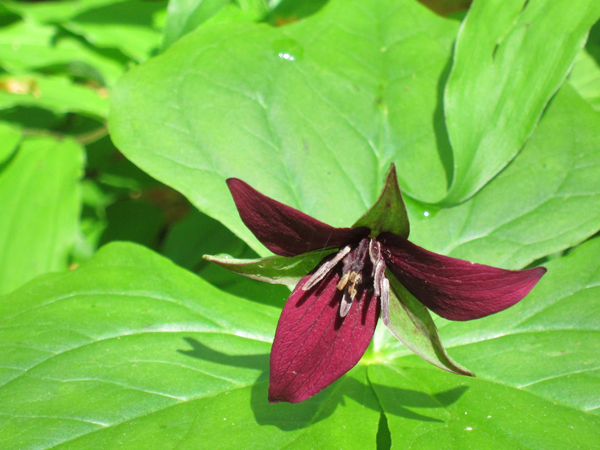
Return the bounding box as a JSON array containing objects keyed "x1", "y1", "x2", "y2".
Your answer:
[{"x1": 179, "y1": 337, "x2": 468, "y2": 429}]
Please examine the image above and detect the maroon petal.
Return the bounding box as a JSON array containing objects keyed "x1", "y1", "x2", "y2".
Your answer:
[
  {"x1": 269, "y1": 270, "x2": 380, "y2": 403},
  {"x1": 227, "y1": 178, "x2": 368, "y2": 256},
  {"x1": 379, "y1": 233, "x2": 546, "y2": 321}
]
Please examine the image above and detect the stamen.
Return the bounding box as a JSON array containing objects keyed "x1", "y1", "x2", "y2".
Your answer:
[
  {"x1": 369, "y1": 239, "x2": 381, "y2": 267},
  {"x1": 373, "y1": 260, "x2": 385, "y2": 296},
  {"x1": 336, "y1": 273, "x2": 350, "y2": 290},
  {"x1": 347, "y1": 272, "x2": 360, "y2": 296},
  {"x1": 302, "y1": 245, "x2": 352, "y2": 291},
  {"x1": 340, "y1": 292, "x2": 353, "y2": 317},
  {"x1": 380, "y1": 277, "x2": 390, "y2": 325}
]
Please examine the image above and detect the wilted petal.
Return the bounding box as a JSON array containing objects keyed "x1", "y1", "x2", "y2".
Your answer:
[
  {"x1": 269, "y1": 270, "x2": 380, "y2": 403},
  {"x1": 228, "y1": 178, "x2": 368, "y2": 256},
  {"x1": 379, "y1": 233, "x2": 546, "y2": 321}
]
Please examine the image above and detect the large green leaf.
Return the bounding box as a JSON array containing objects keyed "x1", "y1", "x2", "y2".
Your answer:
[
  {"x1": 0, "y1": 136, "x2": 84, "y2": 295},
  {"x1": 370, "y1": 237, "x2": 600, "y2": 448},
  {"x1": 409, "y1": 83, "x2": 600, "y2": 270},
  {"x1": 1, "y1": 236, "x2": 598, "y2": 448},
  {"x1": 0, "y1": 242, "x2": 381, "y2": 449},
  {"x1": 110, "y1": 0, "x2": 460, "y2": 255},
  {"x1": 443, "y1": 0, "x2": 600, "y2": 204}
]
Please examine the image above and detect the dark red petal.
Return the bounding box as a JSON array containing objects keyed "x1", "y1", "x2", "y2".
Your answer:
[
  {"x1": 227, "y1": 178, "x2": 368, "y2": 256},
  {"x1": 379, "y1": 233, "x2": 547, "y2": 321},
  {"x1": 269, "y1": 270, "x2": 380, "y2": 403}
]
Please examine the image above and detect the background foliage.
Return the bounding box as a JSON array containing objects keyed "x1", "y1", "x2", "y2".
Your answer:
[{"x1": 0, "y1": 0, "x2": 599, "y2": 448}]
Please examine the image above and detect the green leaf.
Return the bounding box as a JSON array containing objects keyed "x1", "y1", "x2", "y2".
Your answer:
[
  {"x1": 0, "y1": 136, "x2": 84, "y2": 295},
  {"x1": 162, "y1": 208, "x2": 291, "y2": 307},
  {"x1": 382, "y1": 274, "x2": 473, "y2": 377},
  {"x1": 0, "y1": 74, "x2": 109, "y2": 120},
  {"x1": 569, "y1": 22, "x2": 600, "y2": 112},
  {"x1": 62, "y1": 0, "x2": 167, "y2": 62},
  {"x1": 0, "y1": 242, "x2": 381, "y2": 449},
  {"x1": 204, "y1": 248, "x2": 335, "y2": 286},
  {"x1": 110, "y1": 0, "x2": 460, "y2": 255},
  {"x1": 370, "y1": 237, "x2": 600, "y2": 447},
  {"x1": 162, "y1": 0, "x2": 231, "y2": 50},
  {"x1": 2, "y1": 238, "x2": 598, "y2": 447},
  {"x1": 0, "y1": 21, "x2": 125, "y2": 86},
  {"x1": 409, "y1": 82, "x2": 600, "y2": 270},
  {"x1": 353, "y1": 163, "x2": 409, "y2": 238},
  {"x1": 443, "y1": 0, "x2": 600, "y2": 204},
  {"x1": 2, "y1": 0, "x2": 118, "y2": 23},
  {"x1": 0, "y1": 121, "x2": 21, "y2": 165}
]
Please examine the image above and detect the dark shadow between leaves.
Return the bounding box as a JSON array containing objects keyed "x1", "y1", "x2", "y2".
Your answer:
[
  {"x1": 179, "y1": 337, "x2": 468, "y2": 430},
  {"x1": 433, "y1": 54, "x2": 455, "y2": 191}
]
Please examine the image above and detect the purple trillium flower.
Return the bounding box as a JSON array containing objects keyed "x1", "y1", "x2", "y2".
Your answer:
[{"x1": 205, "y1": 166, "x2": 546, "y2": 404}]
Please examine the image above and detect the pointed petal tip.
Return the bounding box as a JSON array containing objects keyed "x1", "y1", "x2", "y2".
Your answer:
[
  {"x1": 227, "y1": 177, "x2": 368, "y2": 256},
  {"x1": 381, "y1": 234, "x2": 548, "y2": 322}
]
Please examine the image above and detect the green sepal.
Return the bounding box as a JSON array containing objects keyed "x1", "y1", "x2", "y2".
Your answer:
[
  {"x1": 352, "y1": 163, "x2": 410, "y2": 238},
  {"x1": 203, "y1": 248, "x2": 336, "y2": 286},
  {"x1": 385, "y1": 272, "x2": 474, "y2": 376}
]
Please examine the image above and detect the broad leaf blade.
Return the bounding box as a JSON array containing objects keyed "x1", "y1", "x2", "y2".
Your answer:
[
  {"x1": 0, "y1": 242, "x2": 380, "y2": 449},
  {"x1": 443, "y1": 0, "x2": 600, "y2": 204},
  {"x1": 371, "y1": 237, "x2": 600, "y2": 447},
  {"x1": 110, "y1": 0, "x2": 459, "y2": 255},
  {"x1": 0, "y1": 136, "x2": 84, "y2": 295},
  {"x1": 410, "y1": 83, "x2": 600, "y2": 270},
  {"x1": 204, "y1": 248, "x2": 335, "y2": 286}
]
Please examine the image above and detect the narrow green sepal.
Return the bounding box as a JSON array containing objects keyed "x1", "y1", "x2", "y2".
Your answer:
[
  {"x1": 385, "y1": 272, "x2": 474, "y2": 377},
  {"x1": 352, "y1": 163, "x2": 410, "y2": 238},
  {"x1": 203, "y1": 248, "x2": 336, "y2": 287}
]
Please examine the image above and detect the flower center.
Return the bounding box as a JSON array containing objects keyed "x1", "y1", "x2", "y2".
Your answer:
[{"x1": 302, "y1": 238, "x2": 391, "y2": 322}]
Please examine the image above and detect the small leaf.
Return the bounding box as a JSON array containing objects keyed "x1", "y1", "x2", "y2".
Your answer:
[
  {"x1": 353, "y1": 164, "x2": 409, "y2": 238},
  {"x1": 203, "y1": 248, "x2": 336, "y2": 286},
  {"x1": 384, "y1": 273, "x2": 473, "y2": 376}
]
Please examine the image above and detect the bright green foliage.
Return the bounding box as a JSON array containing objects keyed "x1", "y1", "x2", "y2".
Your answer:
[
  {"x1": 0, "y1": 0, "x2": 599, "y2": 447},
  {"x1": 0, "y1": 21, "x2": 125, "y2": 86},
  {"x1": 162, "y1": 0, "x2": 232, "y2": 50},
  {"x1": 0, "y1": 243, "x2": 381, "y2": 449},
  {"x1": 0, "y1": 122, "x2": 20, "y2": 164},
  {"x1": 110, "y1": 0, "x2": 460, "y2": 256},
  {"x1": 0, "y1": 137, "x2": 84, "y2": 295},
  {"x1": 0, "y1": 74, "x2": 109, "y2": 120},
  {"x1": 443, "y1": 0, "x2": 600, "y2": 204},
  {"x1": 1, "y1": 236, "x2": 598, "y2": 448},
  {"x1": 410, "y1": 83, "x2": 600, "y2": 270}
]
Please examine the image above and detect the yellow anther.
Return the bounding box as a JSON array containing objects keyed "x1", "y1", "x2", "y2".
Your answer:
[{"x1": 337, "y1": 273, "x2": 350, "y2": 290}]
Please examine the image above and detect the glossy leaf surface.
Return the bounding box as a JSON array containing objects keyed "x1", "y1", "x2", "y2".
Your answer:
[{"x1": 443, "y1": 0, "x2": 600, "y2": 204}]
